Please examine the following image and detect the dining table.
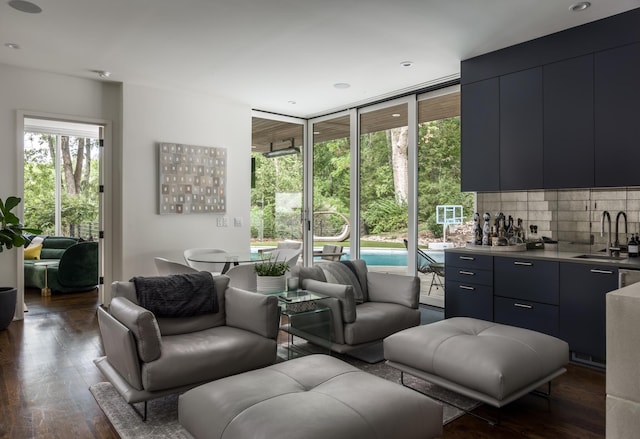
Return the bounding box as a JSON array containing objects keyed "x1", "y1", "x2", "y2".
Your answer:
[{"x1": 186, "y1": 252, "x2": 260, "y2": 274}]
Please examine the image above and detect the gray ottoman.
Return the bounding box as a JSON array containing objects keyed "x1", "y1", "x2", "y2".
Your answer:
[
  {"x1": 384, "y1": 317, "x2": 569, "y2": 408},
  {"x1": 179, "y1": 354, "x2": 443, "y2": 439}
]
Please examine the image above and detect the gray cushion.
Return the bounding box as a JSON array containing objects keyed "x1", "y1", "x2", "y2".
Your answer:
[
  {"x1": 344, "y1": 302, "x2": 420, "y2": 345},
  {"x1": 293, "y1": 265, "x2": 327, "y2": 286},
  {"x1": 384, "y1": 317, "x2": 569, "y2": 403},
  {"x1": 143, "y1": 326, "x2": 276, "y2": 392},
  {"x1": 179, "y1": 354, "x2": 443, "y2": 439},
  {"x1": 319, "y1": 261, "x2": 366, "y2": 303}
]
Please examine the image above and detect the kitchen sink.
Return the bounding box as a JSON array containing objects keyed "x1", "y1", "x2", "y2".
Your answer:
[{"x1": 573, "y1": 254, "x2": 627, "y2": 261}]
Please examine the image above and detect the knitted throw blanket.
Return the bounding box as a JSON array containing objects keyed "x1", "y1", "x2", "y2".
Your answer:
[{"x1": 131, "y1": 271, "x2": 218, "y2": 317}]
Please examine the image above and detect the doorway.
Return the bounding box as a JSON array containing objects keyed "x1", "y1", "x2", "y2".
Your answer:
[{"x1": 21, "y1": 116, "x2": 105, "y2": 306}]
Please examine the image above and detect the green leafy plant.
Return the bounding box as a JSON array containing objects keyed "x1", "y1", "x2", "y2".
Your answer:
[
  {"x1": 254, "y1": 256, "x2": 290, "y2": 276},
  {"x1": 0, "y1": 197, "x2": 42, "y2": 253}
]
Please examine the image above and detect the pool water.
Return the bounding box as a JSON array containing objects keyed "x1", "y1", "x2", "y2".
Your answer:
[
  {"x1": 252, "y1": 247, "x2": 444, "y2": 266},
  {"x1": 341, "y1": 249, "x2": 444, "y2": 266}
]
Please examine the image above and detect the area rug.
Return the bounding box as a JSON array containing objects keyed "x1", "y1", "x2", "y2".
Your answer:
[{"x1": 90, "y1": 353, "x2": 479, "y2": 439}]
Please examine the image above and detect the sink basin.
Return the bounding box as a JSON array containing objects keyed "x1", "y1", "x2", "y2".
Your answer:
[{"x1": 573, "y1": 254, "x2": 627, "y2": 261}]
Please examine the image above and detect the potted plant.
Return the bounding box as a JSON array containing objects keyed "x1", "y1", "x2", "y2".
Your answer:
[
  {"x1": 254, "y1": 256, "x2": 290, "y2": 293},
  {"x1": 0, "y1": 196, "x2": 41, "y2": 330}
]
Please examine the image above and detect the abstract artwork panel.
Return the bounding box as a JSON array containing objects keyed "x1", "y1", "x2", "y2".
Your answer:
[{"x1": 158, "y1": 143, "x2": 226, "y2": 214}]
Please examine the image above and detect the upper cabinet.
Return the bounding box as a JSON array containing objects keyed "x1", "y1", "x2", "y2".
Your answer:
[
  {"x1": 460, "y1": 9, "x2": 640, "y2": 192},
  {"x1": 543, "y1": 55, "x2": 594, "y2": 189},
  {"x1": 499, "y1": 68, "x2": 543, "y2": 190},
  {"x1": 460, "y1": 79, "x2": 500, "y2": 192},
  {"x1": 594, "y1": 42, "x2": 640, "y2": 187}
]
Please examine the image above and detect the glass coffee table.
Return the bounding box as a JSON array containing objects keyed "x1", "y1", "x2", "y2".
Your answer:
[{"x1": 268, "y1": 290, "x2": 333, "y2": 359}]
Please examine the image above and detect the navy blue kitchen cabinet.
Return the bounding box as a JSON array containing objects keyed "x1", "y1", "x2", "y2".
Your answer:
[
  {"x1": 559, "y1": 262, "x2": 618, "y2": 364},
  {"x1": 444, "y1": 253, "x2": 493, "y2": 321},
  {"x1": 493, "y1": 257, "x2": 559, "y2": 336},
  {"x1": 543, "y1": 55, "x2": 594, "y2": 189},
  {"x1": 499, "y1": 68, "x2": 543, "y2": 191},
  {"x1": 460, "y1": 78, "x2": 500, "y2": 192},
  {"x1": 594, "y1": 42, "x2": 640, "y2": 188}
]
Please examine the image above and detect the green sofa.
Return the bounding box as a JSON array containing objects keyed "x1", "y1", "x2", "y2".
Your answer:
[{"x1": 24, "y1": 237, "x2": 99, "y2": 293}]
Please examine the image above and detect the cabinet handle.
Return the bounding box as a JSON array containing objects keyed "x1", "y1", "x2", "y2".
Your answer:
[
  {"x1": 459, "y1": 256, "x2": 475, "y2": 260},
  {"x1": 459, "y1": 285, "x2": 475, "y2": 291},
  {"x1": 514, "y1": 303, "x2": 533, "y2": 309},
  {"x1": 458, "y1": 270, "x2": 475, "y2": 276},
  {"x1": 590, "y1": 269, "x2": 614, "y2": 275},
  {"x1": 514, "y1": 261, "x2": 532, "y2": 266}
]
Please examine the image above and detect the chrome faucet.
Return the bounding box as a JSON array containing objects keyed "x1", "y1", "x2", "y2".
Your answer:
[
  {"x1": 601, "y1": 211, "x2": 612, "y2": 256},
  {"x1": 615, "y1": 211, "x2": 628, "y2": 250}
]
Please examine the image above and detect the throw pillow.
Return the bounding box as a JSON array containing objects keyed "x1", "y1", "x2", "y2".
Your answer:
[
  {"x1": 24, "y1": 243, "x2": 43, "y2": 260},
  {"x1": 320, "y1": 262, "x2": 366, "y2": 303}
]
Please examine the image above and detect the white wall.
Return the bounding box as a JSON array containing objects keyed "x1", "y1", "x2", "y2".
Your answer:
[
  {"x1": 118, "y1": 84, "x2": 251, "y2": 282},
  {"x1": 0, "y1": 63, "x2": 253, "y2": 309}
]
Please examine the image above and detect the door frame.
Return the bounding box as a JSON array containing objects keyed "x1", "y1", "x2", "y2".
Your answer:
[{"x1": 15, "y1": 110, "x2": 113, "y2": 315}]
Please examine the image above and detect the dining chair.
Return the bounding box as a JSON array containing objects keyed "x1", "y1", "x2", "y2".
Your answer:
[
  {"x1": 403, "y1": 239, "x2": 445, "y2": 295},
  {"x1": 225, "y1": 263, "x2": 258, "y2": 290},
  {"x1": 183, "y1": 248, "x2": 228, "y2": 273},
  {"x1": 154, "y1": 257, "x2": 199, "y2": 275},
  {"x1": 262, "y1": 248, "x2": 301, "y2": 270}
]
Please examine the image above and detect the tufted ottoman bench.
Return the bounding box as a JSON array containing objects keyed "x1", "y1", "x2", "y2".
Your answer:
[
  {"x1": 179, "y1": 354, "x2": 443, "y2": 439},
  {"x1": 384, "y1": 317, "x2": 569, "y2": 409}
]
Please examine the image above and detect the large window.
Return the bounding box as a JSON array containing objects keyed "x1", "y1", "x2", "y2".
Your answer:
[
  {"x1": 23, "y1": 119, "x2": 100, "y2": 239},
  {"x1": 251, "y1": 116, "x2": 304, "y2": 246},
  {"x1": 311, "y1": 114, "x2": 351, "y2": 259},
  {"x1": 417, "y1": 89, "x2": 472, "y2": 245},
  {"x1": 359, "y1": 102, "x2": 410, "y2": 274}
]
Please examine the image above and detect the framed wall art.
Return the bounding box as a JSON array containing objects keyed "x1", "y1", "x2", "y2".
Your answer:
[{"x1": 158, "y1": 142, "x2": 227, "y2": 214}]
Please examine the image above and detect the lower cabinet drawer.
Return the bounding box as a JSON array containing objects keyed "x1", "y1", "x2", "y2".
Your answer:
[
  {"x1": 444, "y1": 280, "x2": 493, "y2": 321},
  {"x1": 494, "y1": 296, "x2": 559, "y2": 337},
  {"x1": 446, "y1": 267, "x2": 493, "y2": 286}
]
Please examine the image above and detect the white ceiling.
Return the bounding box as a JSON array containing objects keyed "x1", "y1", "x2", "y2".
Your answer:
[{"x1": 1, "y1": 0, "x2": 639, "y2": 118}]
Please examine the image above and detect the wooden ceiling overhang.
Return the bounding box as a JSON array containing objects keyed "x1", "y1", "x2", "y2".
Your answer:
[{"x1": 252, "y1": 92, "x2": 459, "y2": 153}]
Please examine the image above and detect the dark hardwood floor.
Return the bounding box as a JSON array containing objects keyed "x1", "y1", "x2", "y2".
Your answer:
[{"x1": 0, "y1": 289, "x2": 606, "y2": 438}]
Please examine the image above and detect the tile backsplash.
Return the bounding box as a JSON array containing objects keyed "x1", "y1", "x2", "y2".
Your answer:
[{"x1": 476, "y1": 188, "x2": 640, "y2": 253}]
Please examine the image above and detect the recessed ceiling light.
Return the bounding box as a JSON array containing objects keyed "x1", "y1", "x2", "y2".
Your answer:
[
  {"x1": 392, "y1": 113, "x2": 401, "y2": 118},
  {"x1": 5, "y1": 43, "x2": 20, "y2": 49},
  {"x1": 8, "y1": 0, "x2": 42, "y2": 13},
  {"x1": 333, "y1": 83, "x2": 351, "y2": 89},
  {"x1": 400, "y1": 61, "x2": 414, "y2": 67},
  {"x1": 288, "y1": 100, "x2": 296, "y2": 105},
  {"x1": 570, "y1": 2, "x2": 591, "y2": 12}
]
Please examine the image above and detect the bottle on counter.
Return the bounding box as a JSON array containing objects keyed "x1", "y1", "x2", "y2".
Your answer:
[{"x1": 628, "y1": 234, "x2": 639, "y2": 257}]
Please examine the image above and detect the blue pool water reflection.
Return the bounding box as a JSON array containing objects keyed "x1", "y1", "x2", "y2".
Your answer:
[
  {"x1": 251, "y1": 247, "x2": 445, "y2": 266},
  {"x1": 324, "y1": 248, "x2": 444, "y2": 266}
]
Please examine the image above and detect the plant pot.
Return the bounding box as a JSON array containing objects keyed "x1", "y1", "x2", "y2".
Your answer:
[
  {"x1": 256, "y1": 275, "x2": 286, "y2": 293},
  {"x1": 0, "y1": 287, "x2": 17, "y2": 330}
]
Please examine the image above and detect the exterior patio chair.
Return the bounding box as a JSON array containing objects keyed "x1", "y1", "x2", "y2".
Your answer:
[
  {"x1": 403, "y1": 239, "x2": 445, "y2": 295},
  {"x1": 318, "y1": 244, "x2": 344, "y2": 261}
]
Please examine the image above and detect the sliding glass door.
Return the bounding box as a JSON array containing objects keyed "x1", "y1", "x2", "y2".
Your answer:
[
  {"x1": 357, "y1": 99, "x2": 413, "y2": 274},
  {"x1": 251, "y1": 114, "x2": 304, "y2": 253},
  {"x1": 310, "y1": 113, "x2": 351, "y2": 263}
]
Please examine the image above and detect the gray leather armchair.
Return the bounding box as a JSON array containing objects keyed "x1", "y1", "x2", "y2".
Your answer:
[
  {"x1": 94, "y1": 275, "x2": 280, "y2": 419},
  {"x1": 289, "y1": 260, "x2": 420, "y2": 354}
]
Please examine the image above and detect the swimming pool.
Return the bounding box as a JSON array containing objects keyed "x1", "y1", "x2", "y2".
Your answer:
[
  {"x1": 251, "y1": 247, "x2": 444, "y2": 266},
  {"x1": 321, "y1": 248, "x2": 444, "y2": 266}
]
